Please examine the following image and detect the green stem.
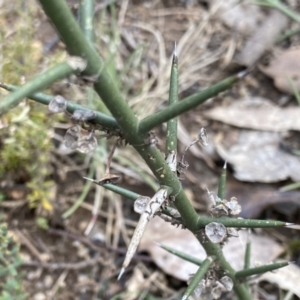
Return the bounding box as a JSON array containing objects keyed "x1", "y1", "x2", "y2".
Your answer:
[
  {"x1": 244, "y1": 238, "x2": 251, "y2": 270},
  {"x1": 0, "y1": 83, "x2": 120, "y2": 130},
  {"x1": 138, "y1": 73, "x2": 244, "y2": 134},
  {"x1": 276, "y1": 27, "x2": 300, "y2": 43},
  {"x1": 235, "y1": 261, "x2": 289, "y2": 279},
  {"x1": 0, "y1": 59, "x2": 84, "y2": 115},
  {"x1": 280, "y1": 181, "x2": 300, "y2": 192},
  {"x1": 166, "y1": 50, "x2": 178, "y2": 154},
  {"x1": 273, "y1": 0, "x2": 300, "y2": 23},
  {"x1": 217, "y1": 161, "x2": 227, "y2": 200},
  {"x1": 35, "y1": 3, "x2": 252, "y2": 298},
  {"x1": 38, "y1": 0, "x2": 200, "y2": 232},
  {"x1": 101, "y1": 183, "x2": 140, "y2": 200},
  {"x1": 288, "y1": 77, "x2": 300, "y2": 106},
  {"x1": 255, "y1": 0, "x2": 300, "y2": 23},
  {"x1": 182, "y1": 256, "x2": 215, "y2": 300},
  {"x1": 158, "y1": 243, "x2": 202, "y2": 266},
  {"x1": 218, "y1": 253, "x2": 252, "y2": 300},
  {"x1": 197, "y1": 217, "x2": 288, "y2": 229},
  {"x1": 94, "y1": 182, "x2": 181, "y2": 221},
  {"x1": 63, "y1": 165, "x2": 95, "y2": 218},
  {"x1": 79, "y1": 0, "x2": 95, "y2": 44}
]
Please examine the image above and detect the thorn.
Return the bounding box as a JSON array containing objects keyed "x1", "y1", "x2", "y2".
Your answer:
[
  {"x1": 285, "y1": 222, "x2": 294, "y2": 226},
  {"x1": 246, "y1": 228, "x2": 251, "y2": 243},
  {"x1": 285, "y1": 223, "x2": 300, "y2": 230},
  {"x1": 223, "y1": 161, "x2": 227, "y2": 169},
  {"x1": 288, "y1": 261, "x2": 295, "y2": 265},
  {"x1": 154, "y1": 241, "x2": 162, "y2": 247},
  {"x1": 173, "y1": 41, "x2": 178, "y2": 64},
  {"x1": 82, "y1": 177, "x2": 96, "y2": 182},
  {"x1": 237, "y1": 68, "x2": 251, "y2": 79},
  {"x1": 182, "y1": 295, "x2": 188, "y2": 300},
  {"x1": 118, "y1": 267, "x2": 125, "y2": 281}
]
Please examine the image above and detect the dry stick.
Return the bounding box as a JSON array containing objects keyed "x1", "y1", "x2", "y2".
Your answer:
[
  {"x1": 24, "y1": 256, "x2": 100, "y2": 270},
  {"x1": 15, "y1": 229, "x2": 49, "y2": 262},
  {"x1": 118, "y1": 188, "x2": 169, "y2": 280},
  {"x1": 84, "y1": 139, "x2": 120, "y2": 186},
  {"x1": 106, "y1": 139, "x2": 118, "y2": 174},
  {"x1": 48, "y1": 228, "x2": 150, "y2": 261},
  {"x1": 48, "y1": 270, "x2": 69, "y2": 298},
  {"x1": 84, "y1": 167, "x2": 103, "y2": 236}
]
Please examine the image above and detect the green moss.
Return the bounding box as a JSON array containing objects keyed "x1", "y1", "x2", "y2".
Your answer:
[
  {"x1": 0, "y1": 224, "x2": 26, "y2": 300},
  {"x1": 0, "y1": 1, "x2": 61, "y2": 210}
]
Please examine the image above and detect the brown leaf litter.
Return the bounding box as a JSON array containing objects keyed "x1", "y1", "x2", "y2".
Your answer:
[
  {"x1": 259, "y1": 47, "x2": 300, "y2": 94},
  {"x1": 139, "y1": 217, "x2": 285, "y2": 281}
]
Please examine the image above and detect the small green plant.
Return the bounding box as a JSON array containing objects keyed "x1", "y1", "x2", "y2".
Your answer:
[
  {"x1": 0, "y1": 0, "x2": 294, "y2": 299},
  {"x1": 0, "y1": 1, "x2": 60, "y2": 211},
  {"x1": 0, "y1": 224, "x2": 26, "y2": 300}
]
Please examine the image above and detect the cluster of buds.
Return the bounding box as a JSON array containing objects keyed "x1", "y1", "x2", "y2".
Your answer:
[
  {"x1": 207, "y1": 190, "x2": 241, "y2": 217},
  {"x1": 188, "y1": 272, "x2": 233, "y2": 300},
  {"x1": 202, "y1": 190, "x2": 242, "y2": 244},
  {"x1": 63, "y1": 125, "x2": 97, "y2": 153},
  {"x1": 48, "y1": 95, "x2": 99, "y2": 153}
]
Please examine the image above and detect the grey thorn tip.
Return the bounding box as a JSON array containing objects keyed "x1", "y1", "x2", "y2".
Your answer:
[
  {"x1": 182, "y1": 295, "x2": 188, "y2": 300},
  {"x1": 237, "y1": 68, "x2": 251, "y2": 79},
  {"x1": 223, "y1": 161, "x2": 227, "y2": 169},
  {"x1": 154, "y1": 241, "x2": 162, "y2": 247},
  {"x1": 285, "y1": 222, "x2": 294, "y2": 226},
  {"x1": 118, "y1": 267, "x2": 125, "y2": 281},
  {"x1": 246, "y1": 228, "x2": 251, "y2": 243},
  {"x1": 83, "y1": 177, "x2": 94, "y2": 182},
  {"x1": 173, "y1": 41, "x2": 178, "y2": 63}
]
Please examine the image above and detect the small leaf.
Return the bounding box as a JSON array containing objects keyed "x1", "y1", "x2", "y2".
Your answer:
[
  {"x1": 225, "y1": 197, "x2": 242, "y2": 215},
  {"x1": 210, "y1": 203, "x2": 228, "y2": 217},
  {"x1": 134, "y1": 196, "x2": 150, "y2": 214},
  {"x1": 192, "y1": 279, "x2": 205, "y2": 297},
  {"x1": 226, "y1": 228, "x2": 239, "y2": 237},
  {"x1": 63, "y1": 125, "x2": 81, "y2": 149},
  {"x1": 72, "y1": 109, "x2": 96, "y2": 122},
  {"x1": 77, "y1": 133, "x2": 98, "y2": 153},
  {"x1": 220, "y1": 275, "x2": 233, "y2": 291},
  {"x1": 48, "y1": 95, "x2": 67, "y2": 113},
  {"x1": 212, "y1": 283, "x2": 222, "y2": 299},
  {"x1": 198, "y1": 127, "x2": 209, "y2": 147}
]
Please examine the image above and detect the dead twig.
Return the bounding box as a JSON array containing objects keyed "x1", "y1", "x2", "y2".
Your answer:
[{"x1": 23, "y1": 256, "x2": 101, "y2": 270}]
